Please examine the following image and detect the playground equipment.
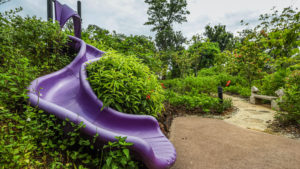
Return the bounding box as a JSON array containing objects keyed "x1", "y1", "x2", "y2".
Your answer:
[{"x1": 28, "y1": 1, "x2": 176, "y2": 169}]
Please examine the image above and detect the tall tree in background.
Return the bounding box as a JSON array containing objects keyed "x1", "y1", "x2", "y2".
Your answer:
[
  {"x1": 204, "y1": 24, "x2": 234, "y2": 51},
  {"x1": 0, "y1": 0, "x2": 10, "y2": 5},
  {"x1": 144, "y1": 0, "x2": 190, "y2": 51}
]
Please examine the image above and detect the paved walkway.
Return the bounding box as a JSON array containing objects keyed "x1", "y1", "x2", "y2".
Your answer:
[
  {"x1": 170, "y1": 117, "x2": 300, "y2": 169},
  {"x1": 223, "y1": 94, "x2": 275, "y2": 131}
]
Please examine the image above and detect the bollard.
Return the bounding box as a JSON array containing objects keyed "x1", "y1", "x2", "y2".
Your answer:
[{"x1": 218, "y1": 86, "x2": 223, "y2": 103}]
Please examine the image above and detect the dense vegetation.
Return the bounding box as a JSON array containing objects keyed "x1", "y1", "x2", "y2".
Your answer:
[
  {"x1": 0, "y1": 9, "x2": 140, "y2": 168},
  {"x1": 86, "y1": 51, "x2": 164, "y2": 117},
  {"x1": 0, "y1": 1, "x2": 299, "y2": 168}
]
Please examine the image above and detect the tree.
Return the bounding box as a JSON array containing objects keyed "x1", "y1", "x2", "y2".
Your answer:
[
  {"x1": 204, "y1": 24, "x2": 234, "y2": 51},
  {"x1": 256, "y1": 7, "x2": 300, "y2": 60},
  {"x1": 144, "y1": 0, "x2": 190, "y2": 51},
  {"x1": 0, "y1": 0, "x2": 10, "y2": 5},
  {"x1": 188, "y1": 41, "x2": 221, "y2": 76}
]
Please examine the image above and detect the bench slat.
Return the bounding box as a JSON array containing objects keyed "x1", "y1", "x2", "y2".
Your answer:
[{"x1": 253, "y1": 94, "x2": 278, "y2": 100}]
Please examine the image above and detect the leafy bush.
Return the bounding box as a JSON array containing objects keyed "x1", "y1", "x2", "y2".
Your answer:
[
  {"x1": 86, "y1": 51, "x2": 165, "y2": 117},
  {"x1": 224, "y1": 85, "x2": 251, "y2": 97},
  {"x1": 0, "y1": 9, "x2": 105, "y2": 168},
  {"x1": 255, "y1": 69, "x2": 290, "y2": 96},
  {"x1": 102, "y1": 137, "x2": 139, "y2": 169},
  {"x1": 162, "y1": 75, "x2": 218, "y2": 95},
  {"x1": 183, "y1": 76, "x2": 218, "y2": 94},
  {"x1": 278, "y1": 70, "x2": 300, "y2": 124},
  {"x1": 0, "y1": 9, "x2": 73, "y2": 111},
  {"x1": 197, "y1": 67, "x2": 248, "y2": 88},
  {"x1": 167, "y1": 91, "x2": 232, "y2": 113},
  {"x1": 197, "y1": 67, "x2": 220, "y2": 76},
  {"x1": 82, "y1": 25, "x2": 161, "y2": 73}
]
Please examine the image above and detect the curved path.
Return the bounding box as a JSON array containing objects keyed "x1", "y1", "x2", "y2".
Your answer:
[
  {"x1": 170, "y1": 117, "x2": 300, "y2": 169},
  {"x1": 170, "y1": 95, "x2": 300, "y2": 169},
  {"x1": 223, "y1": 94, "x2": 275, "y2": 131}
]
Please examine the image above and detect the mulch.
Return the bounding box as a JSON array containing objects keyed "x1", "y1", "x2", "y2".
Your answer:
[{"x1": 268, "y1": 120, "x2": 300, "y2": 139}]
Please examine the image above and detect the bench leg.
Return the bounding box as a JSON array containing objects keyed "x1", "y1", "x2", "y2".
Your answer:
[
  {"x1": 271, "y1": 100, "x2": 280, "y2": 111},
  {"x1": 250, "y1": 96, "x2": 256, "y2": 104}
]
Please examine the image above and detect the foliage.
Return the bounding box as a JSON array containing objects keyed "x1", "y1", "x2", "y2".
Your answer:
[
  {"x1": 170, "y1": 50, "x2": 194, "y2": 78},
  {"x1": 163, "y1": 76, "x2": 218, "y2": 95},
  {"x1": 253, "y1": 69, "x2": 290, "y2": 96},
  {"x1": 163, "y1": 72, "x2": 233, "y2": 113},
  {"x1": 0, "y1": 9, "x2": 134, "y2": 169},
  {"x1": 167, "y1": 92, "x2": 232, "y2": 113},
  {"x1": 86, "y1": 51, "x2": 165, "y2": 117},
  {"x1": 224, "y1": 85, "x2": 251, "y2": 97},
  {"x1": 188, "y1": 41, "x2": 221, "y2": 75},
  {"x1": 0, "y1": 9, "x2": 73, "y2": 110},
  {"x1": 144, "y1": 0, "x2": 190, "y2": 51},
  {"x1": 102, "y1": 137, "x2": 139, "y2": 169},
  {"x1": 0, "y1": 0, "x2": 10, "y2": 5},
  {"x1": 256, "y1": 7, "x2": 300, "y2": 61},
  {"x1": 82, "y1": 25, "x2": 162, "y2": 74},
  {"x1": 204, "y1": 24, "x2": 234, "y2": 51},
  {"x1": 278, "y1": 70, "x2": 300, "y2": 124}
]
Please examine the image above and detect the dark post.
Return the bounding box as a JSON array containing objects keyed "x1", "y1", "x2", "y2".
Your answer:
[
  {"x1": 47, "y1": 0, "x2": 53, "y2": 21},
  {"x1": 218, "y1": 86, "x2": 223, "y2": 103},
  {"x1": 77, "y1": 0, "x2": 81, "y2": 18}
]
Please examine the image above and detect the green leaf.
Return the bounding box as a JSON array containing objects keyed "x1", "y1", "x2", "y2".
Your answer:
[{"x1": 123, "y1": 149, "x2": 130, "y2": 159}]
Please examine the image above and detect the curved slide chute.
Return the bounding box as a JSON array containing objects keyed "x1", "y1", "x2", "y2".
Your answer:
[{"x1": 28, "y1": 1, "x2": 176, "y2": 169}]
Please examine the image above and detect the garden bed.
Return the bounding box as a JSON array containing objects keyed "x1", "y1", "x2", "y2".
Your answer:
[
  {"x1": 268, "y1": 120, "x2": 300, "y2": 139},
  {"x1": 157, "y1": 103, "x2": 236, "y2": 137}
]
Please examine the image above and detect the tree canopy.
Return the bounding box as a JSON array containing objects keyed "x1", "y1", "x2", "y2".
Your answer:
[
  {"x1": 204, "y1": 24, "x2": 234, "y2": 51},
  {"x1": 144, "y1": 0, "x2": 190, "y2": 51}
]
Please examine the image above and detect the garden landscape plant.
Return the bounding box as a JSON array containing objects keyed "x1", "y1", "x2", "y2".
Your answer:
[
  {"x1": 86, "y1": 51, "x2": 165, "y2": 117},
  {"x1": 0, "y1": 9, "x2": 101, "y2": 168},
  {"x1": 0, "y1": 9, "x2": 141, "y2": 169}
]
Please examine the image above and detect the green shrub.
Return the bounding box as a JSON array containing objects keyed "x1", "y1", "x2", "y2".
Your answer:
[
  {"x1": 0, "y1": 9, "x2": 73, "y2": 111},
  {"x1": 278, "y1": 70, "x2": 300, "y2": 124},
  {"x1": 86, "y1": 51, "x2": 164, "y2": 117},
  {"x1": 162, "y1": 75, "x2": 218, "y2": 95},
  {"x1": 101, "y1": 136, "x2": 139, "y2": 169},
  {"x1": 0, "y1": 9, "x2": 102, "y2": 168},
  {"x1": 258, "y1": 69, "x2": 290, "y2": 96},
  {"x1": 197, "y1": 67, "x2": 220, "y2": 76},
  {"x1": 224, "y1": 85, "x2": 251, "y2": 97},
  {"x1": 183, "y1": 76, "x2": 218, "y2": 94},
  {"x1": 167, "y1": 91, "x2": 232, "y2": 113}
]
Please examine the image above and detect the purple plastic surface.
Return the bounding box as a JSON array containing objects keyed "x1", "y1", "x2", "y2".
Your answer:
[
  {"x1": 27, "y1": 1, "x2": 176, "y2": 169},
  {"x1": 55, "y1": 1, "x2": 81, "y2": 38}
]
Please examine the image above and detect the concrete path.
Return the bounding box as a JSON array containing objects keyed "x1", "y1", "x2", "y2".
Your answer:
[
  {"x1": 223, "y1": 94, "x2": 275, "y2": 131},
  {"x1": 170, "y1": 117, "x2": 300, "y2": 169}
]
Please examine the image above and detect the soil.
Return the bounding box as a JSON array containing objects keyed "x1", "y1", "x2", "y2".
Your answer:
[
  {"x1": 157, "y1": 103, "x2": 235, "y2": 138},
  {"x1": 267, "y1": 120, "x2": 300, "y2": 139}
]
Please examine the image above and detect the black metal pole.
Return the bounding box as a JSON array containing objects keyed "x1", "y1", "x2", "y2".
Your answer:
[
  {"x1": 77, "y1": 0, "x2": 81, "y2": 18},
  {"x1": 47, "y1": 0, "x2": 53, "y2": 21},
  {"x1": 218, "y1": 86, "x2": 223, "y2": 103}
]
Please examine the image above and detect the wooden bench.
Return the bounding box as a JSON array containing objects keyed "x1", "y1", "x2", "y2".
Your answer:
[{"x1": 250, "y1": 86, "x2": 284, "y2": 111}]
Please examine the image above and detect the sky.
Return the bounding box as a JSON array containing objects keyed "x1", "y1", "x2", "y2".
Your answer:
[{"x1": 0, "y1": 0, "x2": 299, "y2": 39}]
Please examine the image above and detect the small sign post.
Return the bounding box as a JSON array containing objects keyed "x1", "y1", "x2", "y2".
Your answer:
[{"x1": 218, "y1": 86, "x2": 223, "y2": 103}]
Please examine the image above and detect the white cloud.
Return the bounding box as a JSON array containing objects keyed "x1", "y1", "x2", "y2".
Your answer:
[{"x1": 0, "y1": 0, "x2": 299, "y2": 39}]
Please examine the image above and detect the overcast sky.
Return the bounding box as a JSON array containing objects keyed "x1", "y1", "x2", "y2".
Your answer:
[{"x1": 0, "y1": 0, "x2": 299, "y2": 39}]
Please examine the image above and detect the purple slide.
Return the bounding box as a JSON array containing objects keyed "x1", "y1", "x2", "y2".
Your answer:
[{"x1": 28, "y1": 1, "x2": 176, "y2": 169}]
